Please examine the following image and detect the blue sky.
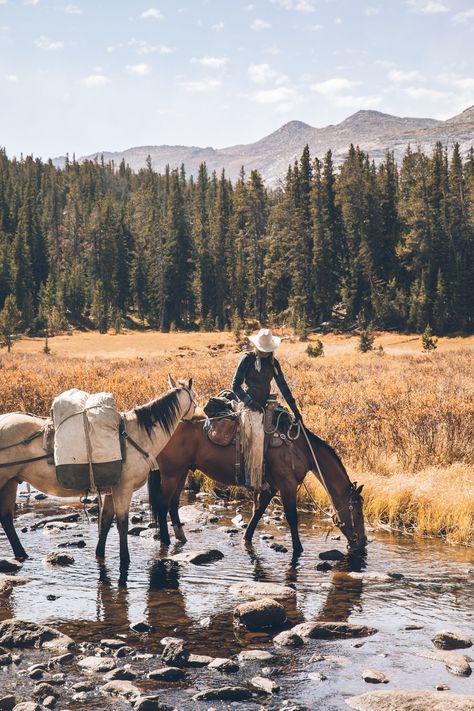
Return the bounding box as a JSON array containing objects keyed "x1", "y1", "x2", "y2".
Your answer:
[{"x1": 1, "y1": 0, "x2": 473, "y2": 159}]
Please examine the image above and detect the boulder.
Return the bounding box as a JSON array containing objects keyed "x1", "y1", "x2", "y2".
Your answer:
[
  {"x1": 251, "y1": 676, "x2": 280, "y2": 694},
  {"x1": 161, "y1": 639, "x2": 189, "y2": 667},
  {"x1": 432, "y1": 630, "x2": 472, "y2": 650},
  {"x1": 0, "y1": 619, "x2": 74, "y2": 651},
  {"x1": 273, "y1": 629, "x2": 304, "y2": 648},
  {"x1": 234, "y1": 598, "x2": 286, "y2": 630},
  {"x1": 291, "y1": 621, "x2": 377, "y2": 639},
  {"x1": 417, "y1": 649, "x2": 472, "y2": 677},
  {"x1": 78, "y1": 656, "x2": 116, "y2": 673},
  {"x1": 148, "y1": 666, "x2": 185, "y2": 681},
  {"x1": 193, "y1": 687, "x2": 252, "y2": 701},
  {"x1": 229, "y1": 581, "x2": 296, "y2": 601},
  {"x1": 346, "y1": 690, "x2": 474, "y2": 711},
  {"x1": 170, "y1": 549, "x2": 224, "y2": 565},
  {"x1": 362, "y1": 669, "x2": 389, "y2": 683},
  {"x1": 100, "y1": 680, "x2": 140, "y2": 699}
]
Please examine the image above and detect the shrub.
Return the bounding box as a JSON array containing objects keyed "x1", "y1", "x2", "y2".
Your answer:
[
  {"x1": 306, "y1": 339, "x2": 324, "y2": 358},
  {"x1": 358, "y1": 325, "x2": 375, "y2": 353},
  {"x1": 422, "y1": 325, "x2": 438, "y2": 352}
]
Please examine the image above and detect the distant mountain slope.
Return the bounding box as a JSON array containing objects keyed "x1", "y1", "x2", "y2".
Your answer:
[{"x1": 53, "y1": 107, "x2": 474, "y2": 184}]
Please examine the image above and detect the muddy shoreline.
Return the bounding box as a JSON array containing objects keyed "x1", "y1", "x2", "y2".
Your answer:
[{"x1": 1, "y1": 490, "x2": 473, "y2": 710}]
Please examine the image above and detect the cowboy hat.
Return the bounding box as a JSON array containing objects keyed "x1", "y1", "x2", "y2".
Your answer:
[{"x1": 248, "y1": 328, "x2": 281, "y2": 352}]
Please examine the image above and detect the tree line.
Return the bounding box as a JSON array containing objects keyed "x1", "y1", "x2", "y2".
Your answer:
[{"x1": 0, "y1": 141, "x2": 473, "y2": 338}]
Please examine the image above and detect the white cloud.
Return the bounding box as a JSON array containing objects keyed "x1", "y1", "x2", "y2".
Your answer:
[
  {"x1": 81, "y1": 74, "x2": 110, "y2": 87},
  {"x1": 335, "y1": 16, "x2": 342, "y2": 23},
  {"x1": 35, "y1": 35, "x2": 64, "y2": 51},
  {"x1": 141, "y1": 8, "x2": 163, "y2": 21},
  {"x1": 24, "y1": 0, "x2": 40, "y2": 5},
  {"x1": 64, "y1": 4, "x2": 82, "y2": 14},
  {"x1": 0, "y1": 0, "x2": 8, "y2": 5},
  {"x1": 253, "y1": 86, "x2": 294, "y2": 105},
  {"x1": 211, "y1": 21, "x2": 224, "y2": 30},
  {"x1": 365, "y1": 6, "x2": 380, "y2": 16},
  {"x1": 126, "y1": 63, "x2": 151, "y2": 76},
  {"x1": 308, "y1": 23, "x2": 323, "y2": 30},
  {"x1": 108, "y1": 39, "x2": 174, "y2": 55},
  {"x1": 405, "y1": 86, "x2": 450, "y2": 100},
  {"x1": 191, "y1": 56, "x2": 228, "y2": 68},
  {"x1": 243, "y1": 3, "x2": 255, "y2": 10},
  {"x1": 406, "y1": 0, "x2": 449, "y2": 13},
  {"x1": 271, "y1": 0, "x2": 317, "y2": 11},
  {"x1": 6, "y1": 74, "x2": 18, "y2": 82},
  {"x1": 438, "y1": 73, "x2": 474, "y2": 90},
  {"x1": 180, "y1": 78, "x2": 222, "y2": 93},
  {"x1": 389, "y1": 69, "x2": 424, "y2": 82},
  {"x1": 452, "y1": 8, "x2": 474, "y2": 23},
  {"x1": 248, "y1": 63, "x2": 277, "y2": 83},
  {"x1": 251, "y1": 18, "x2": 272, "y2": 30},
  {"x1": 310, "y1": 77, "x2": 361, "y2": 94},
  {"x1": 264, "y1": 46, "x2": 281, "y2": 54},
  {"x1": 333, "y1": 94, "x2": 382, "y2": 108}
]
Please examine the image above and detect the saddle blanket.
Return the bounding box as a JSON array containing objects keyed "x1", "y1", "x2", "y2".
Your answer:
[{"x1": 52, "y1": 388, "x2": 122, "y2": 491}]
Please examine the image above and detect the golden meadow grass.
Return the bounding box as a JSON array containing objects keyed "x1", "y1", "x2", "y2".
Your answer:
[{"x1": 1, "y1": 335, "x2": 473, "y2": 545}]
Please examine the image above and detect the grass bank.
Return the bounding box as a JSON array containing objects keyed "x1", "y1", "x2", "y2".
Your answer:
[{"x1": 1, "y1": 333, "x2": 473, "y2": 545}]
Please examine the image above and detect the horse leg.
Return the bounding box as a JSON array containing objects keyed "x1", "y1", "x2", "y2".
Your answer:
[
  {"x1": 169, "y1": 472, "x2": 187, "y2": 544},
  {"x1": 96, "y1": 494, "x2": 115, "y2": 560},
  {"x1": 244, "y1": 488, "x2": 276, "y2": 545},
  {"x1": 280, "y1": 483, "x2": 304, "y2": 561},
  {"x1": 0, "y1": 480, "x2": 28, "y2": 561},
  {"x1": 111, "y1": 485, "x2": 133, "y2": 569}
]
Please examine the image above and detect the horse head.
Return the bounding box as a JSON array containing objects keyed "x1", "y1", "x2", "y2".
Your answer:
[
  {"x1": 334, "y1": 482, "x2": 367, "y2": 555},
  {"x1": 168, "y1": 375, "x2": 198, "y2": 422}
]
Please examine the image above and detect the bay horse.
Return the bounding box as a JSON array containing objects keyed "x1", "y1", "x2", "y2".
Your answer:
[
  {"x1": 0, "y1": 377, "x2": 196, "y2": 568},
  {"x1": 147, "y1": 419, "x2": 367, "y2": 561}
]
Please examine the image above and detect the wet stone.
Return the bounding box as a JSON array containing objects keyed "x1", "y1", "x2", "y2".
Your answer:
[
  {"x1": 436, "y1": 684, "x2": 451, "y2": 691},
  {"x1": 416, "y1": 649, "x2": 472, "y2": 676},
  {"x1": 318, "y1": 549, "x2": 345, "y2": 561},
  {"x1": 0, "y1": 696, "x2": 16, "y2": 711},
  {"x1": 234, "y1": 597, "x2": 286, "y2": 630},
  {"x1": 193, "y1": 686, "x2": 252, "y2": 701},
  {"x1": 133, "y1": 696, "x2": 175, "y2": 711},
  {"x1": 229, "y1": 581, "x2": 296, "y2": 601},
  {"x1": 291, "y1": 621, "x2": 378, "y2": 640},
  {"x1": 100, "y1": 638, "x2": 127, "y2": 649},
  {"x1": 128, "y1": 527, "x2": 147, "y2": 537},
  {"x1": 149, "y1": 666, "x2": 185, "y2": 681},
  {"x1": 316, "y1": 562, "x2": 333, "y2": 572},
  {"x1": 161, "y1": 639, "x2": 189, "y2": 667},
  {"x1": 104, "y1": 666, "x2": 137, "y2": 681},
  {"x1": 185, "y1": 654, "x2": 213, "y2": 667},
  {"x1": 432, "y1": 630, "x2": 473, "y2": 650},
  {"x1": 57, "y1": 539, "x2": 86, "y2": 548},
  {"x1": 270, "y1": 542, "x2": 288, "y2": 553},
  {"x1": 170, "y1": 549, "x2": 224, "y2": 565},
  {"x1": 78, "y1": 656, "x2": 116, "y2": 673},
  {"x1": 48, "y1": 653, "x2": 73, "y2": 668},
  {"x1": 273, "y1": 629, "x2": 305, "y2": 648},
  {"x1": 32, "y1": 683, "x2": 59, "y2": 701},
  {"x1": 130, "y1": 621, "x2": 155, "y2": 634},
  {"x1": 115, "y1": 645, "x2": 134, "y2": 658},
  {"x1": 100, "y1": 680, "x2": 140, "y2": 699},
  {"x1": 0, "y1": 619, "x2": 75, "y2": 652},
  {"x1": 71, "y1": 681, "x2": 95, "y2": 692},
  {"x1": 208, "y1": 657, "x2": 240, "y2": 673},
  {"x1": 0, "y1": 653, "x2": 13, "y2": 666},
  {"x1": 362, "y1": 669, "x2": 389, "y2": 684},
  {"x1": 12, "y1": 704, "x2": 42, "y2": 711},
  {"x1": 42, "y1": 697, "x2": 56, "y2": 710},
  {"x1": 0, "y1": 560, "x2": 22, "y2": 574},
  {"x1": 251, "y1": 675, "x2": 280, "y2": 694},
  {"x1": 346, "y1": 690, "x2": 474, "y2": 711},
  {"x1": 46, "y1": 553, "x2": 74, "y2": 566},
  {"x1": 238, "y1": 649, "x2": 274, "y2": 662}
]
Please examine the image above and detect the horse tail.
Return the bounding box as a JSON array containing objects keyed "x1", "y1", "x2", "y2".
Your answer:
[{"x1": 147, "y1": 469, "x2": 162, "y2": 525}]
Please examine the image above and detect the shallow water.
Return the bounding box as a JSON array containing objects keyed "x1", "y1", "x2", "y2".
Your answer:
[{"x1": 1, "y1": 488, "x2": 473, "y2": 710}]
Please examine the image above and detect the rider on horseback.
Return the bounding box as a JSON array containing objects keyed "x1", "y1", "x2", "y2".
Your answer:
[{"x1": 231, "y1": 328, "x2": 301, "y2": 420}]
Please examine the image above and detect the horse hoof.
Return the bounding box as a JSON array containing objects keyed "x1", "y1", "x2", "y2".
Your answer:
[{"x1": 172, "y1": 525, "x2": 187, "y2": 544}]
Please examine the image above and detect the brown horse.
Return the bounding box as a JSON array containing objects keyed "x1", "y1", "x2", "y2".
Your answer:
[{"x1": 148, "y1": 419, "x2": 367, "y2": 560}]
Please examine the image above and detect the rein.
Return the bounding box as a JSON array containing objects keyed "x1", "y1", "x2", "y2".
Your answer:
[
  {"x1": 0, "y1": 429, "x2": 44, "y2": 452},
  {"x1": 0, "y1": 454, "x2": 49, "y2": 469}
]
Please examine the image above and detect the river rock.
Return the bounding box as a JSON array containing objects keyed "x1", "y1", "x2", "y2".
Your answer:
[
  {"x1": 0, "y1": 619, "x2": 74, "y2": 651},
  {"x1": 161, "y1": 639, "x2": 189, "y2": 667},
  {"x1": 171, "y1": 549, "x2": 224, "y2": 565},
  {"x1": 0, "y1": 696, "x2": 16, "y2": 711},
  {"x1": 291, "y1": 621, "x2": 378, "y2": 639},
  {"x1": 208, "y1": 657, "x2": 240, "y2": 672},
  {"x1": 273, "y1": 629, "x2": 305, "y2": 647},
  {"x1": 46, "y1": 552, "x2": 74, "y2": 566},
  {"x1": 100, "y1": 680, "x2": 140, "y2": 699},
  {"x1": 131, "y1": 621, "x2": 155, "y2": 633},
  {"x1": 230, "y1": 581, "x2": 296, "y2": 601},
  {"x1": 48, "y1": 652, "x2": 74, "y2": 667},
  {"x1": 0, "y1": 560, "x2": 22, "y2": 574},
  {"x1": 12, "y1": 704, "x2": 42, "y2": 711},
  {"x1": 362, "y1": 669, "x2": 389, "y2": 683},
  {"x1": 346, "y1": 690, "x2": 474, "y2": 710},
  {"x1": 251, "y1": 676, "x2": 280, "y2": 694},
  {"x1": 316, "y1": 562, "x2": 333, "y2": 572},
  {"x1": 78, "y1": 656, "x2": 116, "y2": 673},
  {"x1": 104, "y1": 667, "x2": 137, "y2": 681},
  {"x1": 149, "y1": 666, "x2": 185, "y2": 681},
  {"x1": 432, "y1": 630, "x2": 473, "y2": 650},
  {"x1": 32, "y1": 683, "x2": 59, "y2": 701},
  {"x1": 41, "y1": 697, "x2": 56, "y2": 710},
  {"x1": 193, "y1": 687, "x2": 252, "y2": 701},
  {"x1": 185, "y1": 654, "x2": 213, "y2": 667},
  {"x1": 308, "y1": 671, "x2": 328, "y2": 681},
  {"x1": 319, "y1": 549, "x2": 345, "y2": 561},
  {"x1": 234, "y1": 598, "x2": 286, "y2": 630},
  {"x1": 100, "y1": 638, "x2": 127, "y2": 649},
  {"x1": 133, "y1": 696, "x2": 174, "y2": 711},
  {"x1": 238, "y1": 649, "x2": 274, "y2": 662},
  {"x1": 0, "y1": 652, "x2": 13, "y2": 666},
  {"x1": 417, "y1": 649, "x2": 472, "y2": 676}
]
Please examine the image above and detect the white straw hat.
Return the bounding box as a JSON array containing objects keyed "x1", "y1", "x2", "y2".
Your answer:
[{"x1": 248, "y1": 328, "x2": 281, "y2": 352}]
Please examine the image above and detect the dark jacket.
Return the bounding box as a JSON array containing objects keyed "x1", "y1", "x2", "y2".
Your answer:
[{"x1": 231, "y1": 351, "x2": 297, "y2": 411}]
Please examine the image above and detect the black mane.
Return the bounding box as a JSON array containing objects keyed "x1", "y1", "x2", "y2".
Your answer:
[
  {"x1": 306, "y1": 428, "x2": 352, "y2": 482},
  {"x1": 135, "y1": 390, "x2": 181, "y2": 436}
]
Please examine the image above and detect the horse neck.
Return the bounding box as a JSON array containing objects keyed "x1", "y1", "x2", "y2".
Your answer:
[
  {"x1": 124, "y1": 393, "x2": 187, "y2": 455},
  {"x1": 304, "y1": 434, "x2": 351, "y2": 507}
]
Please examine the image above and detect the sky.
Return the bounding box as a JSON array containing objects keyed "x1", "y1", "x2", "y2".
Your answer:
[{"x1": 1, "y1": 0, "x2": 474, "y2": 160}]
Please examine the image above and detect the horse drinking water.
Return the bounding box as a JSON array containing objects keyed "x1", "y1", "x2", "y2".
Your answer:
[{"x1": 0, "y1": 377, "x2": 196, "y2": 568}]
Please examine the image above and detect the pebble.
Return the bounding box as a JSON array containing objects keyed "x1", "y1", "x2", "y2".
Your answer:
[{"x1": 362, "y1": 669, "x2": 389, "y2": 683}]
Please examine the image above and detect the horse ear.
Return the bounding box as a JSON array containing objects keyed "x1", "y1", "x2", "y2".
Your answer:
[
  {"x1": 188, "y1": 377, "x2": 193, "y2": 389},
  {"x1": 167, "y1": 374, "x2": 177, "y2": 388},
  {"x1": 356, "y1": 484, "x2": 364, "y2": 494}
]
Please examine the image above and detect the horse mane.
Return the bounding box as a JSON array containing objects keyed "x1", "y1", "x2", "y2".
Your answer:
[
  {"x1": 305, "y1": 428, "x2": 354, "y2": 490},
  {"x1": 135, "y1": 390, "x2": 181, "y2": 436}
]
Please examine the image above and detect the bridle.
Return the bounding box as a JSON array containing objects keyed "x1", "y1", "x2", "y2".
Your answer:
[{"x1": 179, "y1": 385, "x2": 197, "y2": 421}]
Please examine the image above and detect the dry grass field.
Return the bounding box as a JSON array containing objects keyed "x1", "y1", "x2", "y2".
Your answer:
[{"x1": 2, "y1": 330, "x2": 473, "y2": 545}]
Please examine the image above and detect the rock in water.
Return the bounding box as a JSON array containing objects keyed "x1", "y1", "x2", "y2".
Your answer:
[
  {"x1": 417, "y1": 649, "x2": 472, "y2": 677},
  {"x1": 193, "y1": 687, "x2": 252, "y2": 701},
  {"x1": 238, "y1": 649, "x2": 274, "y2": 662},
  {"x1": 161, "y1": 639, "x2": 189, "y2": 667},
  {"x1": 170, "y1": 549, "x2": 224, "y2": 565},
  {"x1": 234, "y1": 598, "x2": 286, "y2": 630},
  {"x1": 0, "y1": 619, "x2": 75, "y2": 651},
  {"x1": 133, "y1": 698, "x2": 175, "y2": 711},
  {"x1": 291, "y1": 621, "x2": 377, "y2": 639},
  {"x1": 346, "y1": 690, "x2": 474, "y2": 710},
  {"x1": 432, "y1": 630, "x2": 472, "y2": 650},
  {"x1": 46, "y1": 552, "x2": 74, "y2": 566},
  {"x1": 229, "y1": 581, "x2": 296, "y2": 600},
  {"x1": 273, "y1": 629, "x2": 304, "y2": 647},
  {"x1": 0, "y1": 696, "x2": 17, "y2": 711},
  {"x1": 78, "y1": 656, "x2": 116, "y2": 673},
  {"x1": 208, "y1": 657, "x2": 240, "y2": 672},
  {"x1": 0, "y1": 560, "x2": 22, "y2": 574},
  {"x1": 362, "y1": 669, "x2": 389, "y2": 683},
  {"x1": 148, "y1": 667, "x2": 185, "y2": 681},
  {"x1": 100, "y1": 681, "x2": 140, "y2": 699},
  {"x1": 251, "y1": 676, "x2": 280, "y2": 694},
  {"x1": 318, "y1": 549, "x2": 345, "y2": 561}
]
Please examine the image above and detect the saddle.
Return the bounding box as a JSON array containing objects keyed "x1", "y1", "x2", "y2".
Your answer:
[{"x1": 207, "y1": 417, "x2": 238, "y2": 447}]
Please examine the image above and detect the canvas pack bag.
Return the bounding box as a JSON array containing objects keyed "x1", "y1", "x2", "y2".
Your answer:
[{"x1": 52, "y1": 388, "x2": 122, "y2": 491}]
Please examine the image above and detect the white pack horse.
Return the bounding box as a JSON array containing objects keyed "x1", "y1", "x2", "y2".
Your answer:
[{"x1": 0, "y1": 377, "x2": 196, "y2": 568}]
